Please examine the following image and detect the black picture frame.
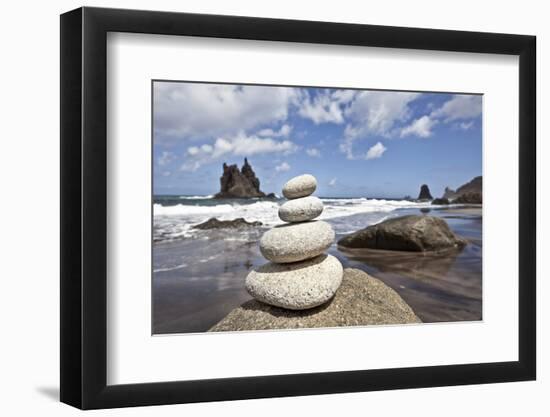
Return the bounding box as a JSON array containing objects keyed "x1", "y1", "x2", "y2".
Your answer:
[{"x1": 60, "y1": 6, "x2": 536, "y2": 410}]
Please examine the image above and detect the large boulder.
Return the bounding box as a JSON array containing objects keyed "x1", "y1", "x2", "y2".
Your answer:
[
  {"x1": 209, "y1": 268, "x2": 421, "y2": 331},
  {"x1": 193, "y1": 217, "x2": 262, "y2": 230},
  {"x1": 417, "y1": 184, "x2": 433, "y2": 200},
  {"x1": 215, "y1": 158, "x2": 267, "y2": 198},
  {"x1": 338, "y1": 215, "x2": 466, "y2": 252}
]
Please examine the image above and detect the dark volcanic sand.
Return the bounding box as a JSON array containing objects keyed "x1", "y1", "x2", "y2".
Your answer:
[{"x1": 153, "y1": 207, "x2": 482, "y2": 334}]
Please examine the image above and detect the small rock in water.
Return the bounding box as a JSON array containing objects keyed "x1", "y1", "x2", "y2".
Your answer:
[
  {"x1": 453, "y1": 192, "x2": 482, "y2": 204},
  {"x1": 193, "y1": 217, "x2": 262, "y2": 229},
  {"x1": 431, "y1": 198, "x2": 450, "y2": 205},
  {"x1": 278, "y1": 196, "x2": 323, "y2": 223},
  {"x1": 245, "y1": 254, "x2": 343, "y2": 310},
  {"x1": 282, "y1": 174, "x2": 317, "y2": 199},
  {"x1": 260, "y1": 220, "x2": 334, "y2": 263}
]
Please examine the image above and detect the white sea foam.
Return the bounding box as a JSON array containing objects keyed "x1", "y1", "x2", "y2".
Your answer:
[
  {"x1": 153, "y1": 198, "x2": 431, "y2": 242},
  {"x1": 320, "y1": 199, "x2": 428, "y2": 219},
  {"x1": 154, "y1": 199, "x2": 428, "y2": 222},
  {"x1": 154, "y1": 201, "x2": 281, "y2": 225},
  {"x1": 178, "y1": 195, "x2": 214, "y2": 200},
  {"x1": 154, "y1": 203, "x2": 236, "y2": 216},
  {"x1": 153, "y1": 263, "x2": 188, "y2": 273}
]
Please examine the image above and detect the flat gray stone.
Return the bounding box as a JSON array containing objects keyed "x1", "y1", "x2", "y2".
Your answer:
[
  {"x1": 245, "y1": 254, "x2": 343, "y2": 310},
  {"x1": 282, "y1": 174, "x2": 317, "y2": 199},
  {"x1": 260, "y1": 220, "x2": 335, "y2": 263},
  {"x1": 278, "y1": 196, "x2": 323, "y2": 223},
  {"x1": 209, "y1": 268, "x2": 421, "y2": 331}
]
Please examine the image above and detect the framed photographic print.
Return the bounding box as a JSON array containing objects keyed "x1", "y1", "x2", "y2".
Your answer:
[{"x1": 60, "y1": 6, "x2": 536, "y2": 409}]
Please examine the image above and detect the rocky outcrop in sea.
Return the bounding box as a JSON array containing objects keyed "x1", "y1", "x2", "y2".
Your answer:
[
  {"x1": 442, "y1": 176, "x2": 482, "y2": 203},
  {"x1": 456, "y1": 176, "x2": 482, "y2": 195},
  {"x1": 214, "y1": 158, "x2": 268, "y2": 198},
  {"x1": 442, "y1": 186, "x2": 457, "y2": 200},
  {"x1": 192, "y1": 217, "x2": 262, "y2": 230},
  {"x1": 417, "y1": 184, "x2": 433, "y2": 200}
]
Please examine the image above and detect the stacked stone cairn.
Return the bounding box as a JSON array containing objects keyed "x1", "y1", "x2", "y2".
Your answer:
[{"x1": 245, "y1": 174, "x2": 344, "y2": 310}]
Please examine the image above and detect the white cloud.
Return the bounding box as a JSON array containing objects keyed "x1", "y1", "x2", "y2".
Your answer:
[
  {"x1": 400, "y1": 115, "x2": 437, "y2": 138},
  {"x1": 187, "y1": 146, "x2": 200, "y2": 156},
  {"x1": 365, "y1": 142, "x2": 387, "y2": 160},
  {"x1": 306, "y1": 148, "x2": 321, "y2": 157},
  {"x1": 340, "y1": 91, "x2": 420, "y2": 159},
  {"x1": 187, "y1": 144, "x2": 214, "y2": 156},
  {"x1": 258, "y1": 124, "x2": 292, "y2": 138},
  {"x1": 180, "y1": 160, "x2": 202, "y2": 172},
  {"x1": 214, "y1": 133, "x2": 298, "y2": 158},
  {"x1": 154, "y1": 83, "x2": 297, "y2": 141},
  {"x1": 345, "y1": 91, "x2": 420, "y2": 138},
  {"x1": 331, "y1": 89, "x2": 357, "y2": 103},
  {"x1": 157, "y1": 151, "x2": 175, "y2": 166},
  {"x1": 328, "y1": 178, "x2": 337, "y2": 186},
  {"x1": 297, "y1": 89, "x2": 356, "y2": 124},
  {"x1": 431, "y1": 95, "x2": 482, "y2": 122},
  {"x1": 457, "y1": 121, "x2": 474, "y2": 130},
  {"x1": 275, "y1": 162, "x2": 291, "y2": 172},
  {"x1": 181, "y1": 132, "x2": 298, "y2": 171}
]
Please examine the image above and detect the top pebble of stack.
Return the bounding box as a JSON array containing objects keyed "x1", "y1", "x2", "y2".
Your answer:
[{"x1": 282, "y1": 174, "x2": 317, "y2": 199}]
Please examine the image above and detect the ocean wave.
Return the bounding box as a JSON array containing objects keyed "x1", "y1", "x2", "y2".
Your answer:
[
  {"x1": 153, "y1": 263, "x2": 188, "y2": 273},
  {"x1": 154, "y1": 203, "x2": 235, "y2": 216},
  {"x1": 153, "y1": 198, "x2": 432, "y2": 242},
  {"x1": 154, "y1": 199, "x2": 429, "y2": 220},
  {"x1": 320, "y1": 197, "x2": 369, "y2": 204},
  {"x1": 154, "y1": 201, "x2": 281, "y2": 221},
  {"x1": 321, "y1": 200, "x2": 429, "y2": 219},
  {"x1": 178, "y1": 195, "x2": 214, "y2": 200},
  {"x1": 154, "y1": 201, "x2": 279, "y2": 242}
]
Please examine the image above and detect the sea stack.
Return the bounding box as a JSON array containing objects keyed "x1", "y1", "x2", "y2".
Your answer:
[
  {"x1": 245, "y1": 174, "x2": 344, "y2": 310},
  {"x1": 417, "y1": 184, "x2": 433, "y2": 200},
  {"x1": 214, "y1": 158, "x2": 267, "y2": 198}
]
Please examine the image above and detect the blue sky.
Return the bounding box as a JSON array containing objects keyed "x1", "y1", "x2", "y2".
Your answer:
[{"x1": 153, "y1": 81, "x2": 482, "y2": 198}]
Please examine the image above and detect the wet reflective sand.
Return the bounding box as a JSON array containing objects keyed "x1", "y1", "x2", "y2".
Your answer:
[
  {"x1": 153, "y1": 207, "x2": 482, "y2": 334},
  {"x1": 334, "y1": 208, "x2": 482, "y2": 323}
]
